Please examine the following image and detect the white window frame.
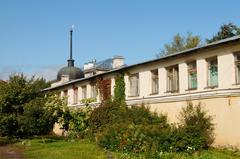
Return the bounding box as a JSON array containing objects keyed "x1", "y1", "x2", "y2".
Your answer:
[
  {"x1": 73, "y1": 87, "x2": 78, "y2": 104},
  {"x1": 166, "y1": 65, "x2": 179, "y2": 93},
  {"x1": 91, "y1": 84, "x2": 97, "y2": 98},
  {"x1": 207, "y1": 57, "x2": 218, "y2": 87},
  {"x1": 151, "y1": 69, "x2": 159, "y2": 94},
  {"x1": 234, "y1": 52, "x2": 240, "y2": 84},
  {"x1": 82, "y1": 85, "x2": 87, "y2": 99},
  {"x1": 187, "y1": 61, "x2": 197, "y2": 90},
  {"x1": 129, "y1": 73, "x2": 139, "y2": 97}
]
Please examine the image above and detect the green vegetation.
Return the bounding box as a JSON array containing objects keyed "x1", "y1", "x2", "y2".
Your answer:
[
  {"x1": 157, "y1": 22, "x2": 240, "y2": 58},
  {"x1": 157, "y1": 33, "x2": 201, "y2": 57},
  {"x1": 80, "y1": 98, "x2": 97, "y2": 106},
  {"x1": 20, "y1": 137, "x2": 106, "y2": 159},
  {"x1": 206, "y1": 23, "x2": 240, "y2": 43},
  {"x1": 113, "y1": 73, "x2": 126, "y2": 104},
  {"x1": 113, "y1": 149, "x2": 240, "y2": 159},
  {"x1": 63, "y1": 106, "x2": 93, "y2": 139},
  {"x1": 93, "y1": 102, "x2": 214, "y2": 157},
  {"x1": 177, "y1": 102, "x2": 214, "y2": 151},
  {"x1": 0, "y1": 74, "x2": 63, "y2": 138},
  {"x1": 1, "y1": 137, "x2": 239, "y2": 159},
  {"x1": 88, "y1": 100, "x2": 127, "y2": 135}
]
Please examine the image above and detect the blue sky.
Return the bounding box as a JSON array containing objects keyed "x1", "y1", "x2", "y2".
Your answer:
[{"x1": 0, "y1": 0, "x2": 239, "y2": 80}]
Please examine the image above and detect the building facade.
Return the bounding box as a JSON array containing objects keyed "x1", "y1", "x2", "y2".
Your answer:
[{"x1": 44, "y1": 36, "x2": 240, "y2": 148}]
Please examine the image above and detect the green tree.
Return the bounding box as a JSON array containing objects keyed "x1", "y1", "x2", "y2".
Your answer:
[
  {"x1": 0, "y1": 74, "x2": 63, "y2": 137},
  {"x1": 157, "y1": 33, "x2": 201, "y2": 57},
  {"x1": 19, "y1": 96, "x2": 59, "y2": 136},
  {"x1": 206, "y1": 23, "x2": 240, "y2": 43}
]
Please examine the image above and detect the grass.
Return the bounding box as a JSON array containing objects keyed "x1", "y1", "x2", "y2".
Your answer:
[
  {"x1": 113, "y1": 150, "x2": 240, "y2": 159},
  {"x1": 1, "y1": 137, "x2": 240, "y2": 159},
  {"x1": 19, "y1": 137, "x2": 107, "y2": 159}
]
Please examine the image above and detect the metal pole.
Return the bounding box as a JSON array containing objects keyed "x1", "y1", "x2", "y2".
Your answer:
[{"x1": 70, "y1": 29, "x2": 73, "y2": 59}]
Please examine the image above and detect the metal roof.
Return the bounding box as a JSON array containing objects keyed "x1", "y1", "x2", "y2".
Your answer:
[
  {"x1": 57, "y1": 66, "x2": 84, "y2": 81},
  {"x1": 42, "y1": 35, "x2": 240, "y2": 92}
]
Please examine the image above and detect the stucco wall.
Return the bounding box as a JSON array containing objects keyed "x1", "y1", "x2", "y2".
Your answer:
[{"x1": 146, "y1": 97, "x2": 240, "y2": 148}]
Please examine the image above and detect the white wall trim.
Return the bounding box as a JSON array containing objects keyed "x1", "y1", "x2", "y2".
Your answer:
[{"x1": 126, "y1": 88, "x2": 240, "y2": 105}]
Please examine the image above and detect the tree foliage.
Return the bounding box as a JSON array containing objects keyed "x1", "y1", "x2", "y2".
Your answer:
[
  {"x1": 157, "y1": 33, "x2": 201, "y2": 57},
  {"x1": 19, "y1": 96, "x2": 59, "y2": 136},
  {"x1": 0, "y1": 74, "x2": 64, "y2": 137},
  {"x1": 59, "y1": 106, "x2": 93, "y2": 139},
  {"x1": 206, "y1": 23, "x2": 240, "y2": 43},
  {"x1": 0, "y1": 74, "x2": 49, "y2": 117},
  {"x1": 113, "y1": 73, "x2": 126, "y2": 104}
]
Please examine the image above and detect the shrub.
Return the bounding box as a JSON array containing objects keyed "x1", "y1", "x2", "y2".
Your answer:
[
  {"x1": 95, "y1": 101, "x2": 214, "y2": 156},
  {"x1": 97, "y1": 122, "x2": 171, "y2": 153},
  {"x1": 57, "y1": 104, "x2": 93, "y2": 139},
  {"x1": 126, "y1": 104, "x2": 167, "y2": 125},
  {"x1": 95, "y1": 103, "x2": 170, "y2": 153},
  {"x1": 89, "y1": 100, "x2": 127, "y2": 134},
  {"x1": 97, "y1": 123, "x2": 147, "y2": 153},
  {"x1": 68, "y1": 106, "x2": 93, "y2": 138},
  {"x1": 170, "y1": 102, "x2": 215, "y2": 152}
]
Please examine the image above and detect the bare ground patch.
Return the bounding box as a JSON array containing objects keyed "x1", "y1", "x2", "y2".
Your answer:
[{"x1": 0, "y1": 144, "x2": 24, "y2": 159}]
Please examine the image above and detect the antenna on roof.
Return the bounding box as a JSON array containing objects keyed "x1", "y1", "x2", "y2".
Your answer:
[{"x1": 68, "y1": 25, "x2": 75, "y2": 67}]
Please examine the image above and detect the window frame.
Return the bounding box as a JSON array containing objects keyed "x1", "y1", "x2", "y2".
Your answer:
[
  {"x1": 166, "y1": 65, "x2": 179, "y2": 93},
  {"x1": 234, "y1": 52, "x2": 240, "y2": 84},
  {"x1": 206, "y1": 57, "x2": 218, "y2": 88},
  {"x1": 128, "y1": 73, "x2": 140, "y2": 97},
  {"x1": 63, "y1": 90, "x2": 68, "y2": 104},
  {"x1": 73, "y1": 87, "x2": 78, "y2": 104},
  {"x1": 81, "y1": 85, "x2": 87, "y2": 99},
  {"x1": 151, "y1": 69, "x2": 159, "y2": 95},
  {"x1": 187, "y1": 61, "x2": 197, "y2": 90},
  {"x1": 91, "y1": 84, "x2": 97, "y2": 98}
]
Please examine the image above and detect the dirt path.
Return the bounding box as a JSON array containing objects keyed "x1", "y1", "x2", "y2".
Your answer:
[{"x1": 0, "y1": 145, "x2": 24, "y2": 159}]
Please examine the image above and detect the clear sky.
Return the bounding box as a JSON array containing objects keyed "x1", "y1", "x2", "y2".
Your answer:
[{"x1": 0, "y1": 0, "x2": 239, "y2": 80}]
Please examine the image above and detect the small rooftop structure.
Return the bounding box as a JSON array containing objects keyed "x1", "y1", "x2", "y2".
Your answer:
[{"x1": 83, "y1": 56, "x2": 125, "y2": 77}]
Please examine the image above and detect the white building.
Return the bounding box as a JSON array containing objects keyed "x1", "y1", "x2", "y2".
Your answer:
[{"x1": 44, "y1": 34, "x2": 240, "y2": 148}]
